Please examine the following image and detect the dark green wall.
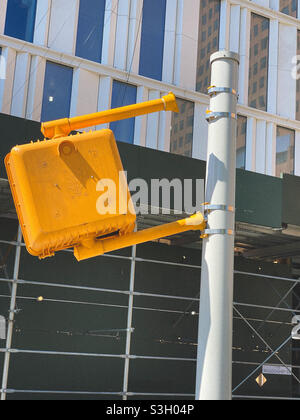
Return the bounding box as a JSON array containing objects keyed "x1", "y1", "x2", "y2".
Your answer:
[{"x1": 0, "y1": 113, "x2": 289, "y2": 229}]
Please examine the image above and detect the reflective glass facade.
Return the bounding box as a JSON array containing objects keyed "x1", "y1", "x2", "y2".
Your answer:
[
  {"x1": 75, "y1": 0, "x2": 106, "y2": 63},
  {"x1": 139, "y1": 0, "x2": 167, "y2": 81},
  {"x1": 280, "y1": 0, "x2": 298, "y2": 17},
  {"x1": 276, "y1": 126, "x2": 295, "y2": 177},
  {"x1": 170, "y1": 98, "x2": 194, "y2": 158},
  {"x1": 110, "y1": 80, "x2": 137, "y2": 144},
  {"x1": 196, "y1": 0, "x2": 221, "y2": 93},
  {"x1": 249, "y1": 13, "x2": 270, "y2": 112},
  {"x1": 4, "y1": 0, "x2": 37, "y2": 43},
  {"x1": 41, "y1": 62, "x2": 73, "y2": 123}
]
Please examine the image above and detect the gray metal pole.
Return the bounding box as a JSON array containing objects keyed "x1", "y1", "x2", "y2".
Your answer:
[{"x1": 196, "y1": 51, "x2": 239, "y2": 400}]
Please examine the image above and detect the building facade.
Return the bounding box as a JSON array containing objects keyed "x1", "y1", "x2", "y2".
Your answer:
[{"x1": 0, "y1": 0, "x2": 300, "y2": 175}]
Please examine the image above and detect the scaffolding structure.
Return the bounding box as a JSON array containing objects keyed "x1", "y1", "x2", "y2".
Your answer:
[{"x1": 0, "y1": 212, "x2": 299, "y2": 400}]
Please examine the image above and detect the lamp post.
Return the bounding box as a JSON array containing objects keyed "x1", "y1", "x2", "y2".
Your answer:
[{"x1": 196, "y1": 51, "x2": 240, "y2": 401}]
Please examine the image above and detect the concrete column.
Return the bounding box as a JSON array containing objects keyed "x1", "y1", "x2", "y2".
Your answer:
[
  {"x1": 114, "y1": 0, "x2": 130, "y2": 70},
  {"x1": 33, "y1": 0, "x2": 52, "y2": 46},
  {"x1": 26, "y1": 55, "x2": 46, "y2": 121},
  {"x1": 102, "y1": 0, "x2": 118, "y2": 66},
  {"x1": 134, "y1": 85, "x2": 148, "y2": 147},
  {"x1": 11, "y1": 52, "x2": 31, "y2": 118}
]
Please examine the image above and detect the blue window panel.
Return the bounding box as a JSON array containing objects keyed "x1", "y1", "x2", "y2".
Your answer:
[
  {"x1": 4, "y1": 0, "x2": 37, "y2": 43},
  {"x1": 139, "y1": 0, "x2": 167, "y2": 81},
  {"x1": 110, "y1": 81, "x2": 137, "y2": 144},
  {"x1": 76, "y1": 0, "x2": 106, "y2": 63},
  {"x1": 41, "y1": 62, "x2": 73, "y2": 123}
]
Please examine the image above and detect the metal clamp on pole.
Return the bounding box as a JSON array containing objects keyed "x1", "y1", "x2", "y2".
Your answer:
[
  {"x1": 202, "y1": 229, "x2": 234, "y2": 236},
  {"x1": 207, "y1": 86, "x2": 238, "y2": 97},
  {"x1": 203, "y1": 204, "x2": 235, "y2": 213},
  {"x1": 206, "y1": 111, "x2": 237, "y2": 122},
  {"x1": 200, "y1": 229, "x2": 234, "y2": 239}
]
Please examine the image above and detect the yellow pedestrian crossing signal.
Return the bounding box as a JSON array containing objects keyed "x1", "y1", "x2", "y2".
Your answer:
[{"x1": 5, "y1": 93, "x2": 206, "y2": 261}]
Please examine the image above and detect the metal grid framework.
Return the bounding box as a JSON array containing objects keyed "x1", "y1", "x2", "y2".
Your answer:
[{"x1": 0, "y1": 218, "x2": 299, "y2": 400}]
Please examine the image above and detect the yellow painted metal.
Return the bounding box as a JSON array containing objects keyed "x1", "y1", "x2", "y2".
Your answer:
[
  {"x1": 41, "y1": 92, "x2": 179, "y2": 139},
  {"x1": 5, "y1": 129, "x2": 136, "y2": 259},
  {"x1": 74, "y1": 212, "x2": 206, "y2": 261},
  {"x1": 5, "y1": 92, "x2": 206, "y2": 261}
]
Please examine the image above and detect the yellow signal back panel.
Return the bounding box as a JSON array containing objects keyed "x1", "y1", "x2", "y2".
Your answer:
[{"x1": 5, "y1": 129, "x2": 136, "y2": 259}]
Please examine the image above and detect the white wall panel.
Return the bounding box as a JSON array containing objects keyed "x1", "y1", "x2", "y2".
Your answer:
[
  {"x1": 192, "y1": 103, "x2": 209, "y2": 161},
  {"x1": 238, "y1": 8, "x2": 250, "y2": 106},
  {"x1": 146, "y1": 90, "x2": 160, "y2": 149},
  {"x1": 269, "y1": 0, "x2": 279, "y2": 11},
  {"x1": 102, "y1": 0, "x2": 118, "y2": 66},
  {"x1": 34, "y1": 0, "x2": 51, "y2": 46},
  {"x1": 134, "y1": 85, "x2": 148, "y2": 147},
  {"x1": 251, "y1": 0, "x2": 270, "y2": 7},
  {"x1": 0, "y1": 0, "x2": 8, "y2": 35},
  {"x1": 229, "y1": 5, "x2": 241, "y2": 54},
  {"x1": 219, "y1": 0, "x2": 230, "y2": 50},
  {"x1": 126, "y1": 0, "x2": 142, "y2": 74},
  {"x1": 295, "y1": 130, "x2": 300, "y2": 176},
  {"x1": 255, "y1": 119, "x2": 267, "y2": 174},
  {"x1": 48, "y1": 0, "x2": 79, "y2": 55},
  {"x1": 162, "y1": 0, "x2": 178, "y2": 85},
  {"x1": 0, "y1": 48, "x2": 16, "y2": 115},
  {"x1": 265, "y1": 122, "x2": 276, "y2": 176},
  {"x1": 158, "y1": 105, "x2": 172, "y2": 152},
  {"x1": 96, "y1": 75, "x2": 113, "y2": 130},
  {"x1": 114, "y1": 0, "x2": 130, "y2": 70},
  {"x1": 245, "y1": 117, "x2": 256, "y2": 172},
  {"x1": 268, "y1": 19, "x2": 279, "y2": 115},
  {"x1": 70, "y1": 68, "x2": 99, "y2": 133}
]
